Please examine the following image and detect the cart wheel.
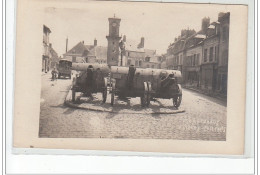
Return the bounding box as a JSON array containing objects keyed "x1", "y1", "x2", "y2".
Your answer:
[
  {"x1": 102, "y1": 78, "x2": 108, "y2": 103},
  {"x1": 72, "y1": 89, "x2": 76, "y2": 103},
  {"x1": 111, "y1": 81, "x2": 115, "y2": 106},
  {"x1": 173, "y1": 84, "x2": 182, "y2": 107},
  {"x1": 173, "y1": 95, "x2": 182, "y2": 107}
]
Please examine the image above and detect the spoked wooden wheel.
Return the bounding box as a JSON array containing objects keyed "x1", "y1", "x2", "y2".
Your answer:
[
  {"x1": 102, "y1": 78, "x2": 108, "y2": 103},
  {"x1": 110, "y1": 81, "x2": 115, "y2": 106},
  {"x1": 173, "y1": 84, "x2": 182, "y2": 107}
]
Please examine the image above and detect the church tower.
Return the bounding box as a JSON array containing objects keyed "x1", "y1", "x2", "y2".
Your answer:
[{"x1": 106, "y1": 16, "x2": 121, "y2": 66}]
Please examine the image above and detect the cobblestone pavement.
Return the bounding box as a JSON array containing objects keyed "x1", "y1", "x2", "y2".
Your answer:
[
  {"x1": 65, "y1": 91, "x2": 185, "y2": 114},
  {"x1": 39, "y1": 72, "x2": 226, "y2": 140}
]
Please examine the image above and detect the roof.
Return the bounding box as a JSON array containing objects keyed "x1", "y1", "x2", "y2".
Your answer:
[
  {"x1": 208, "y1": 25, "x2": 215, "y2": 29},
  {"x1": 195, "y1": 34, "x2": 206, "y2": 39},
  {"x1": 43, "y1": 25, "x2": 51, "y2": 33},
  {"x1": 66, "y1": 42, "x2": 87, "y2": 55},
  {"x1": 65, "y1": 41, "x2": 107, "y2": 60},
  {"x1": 124, "y1": 39, "x2": 144, "y2": 52},
  {"x1": 149, "y1": 56, "x2": 160, "y2": 63},
  {"x1": 63, "y1": 56, "x2": 85, "y2": 63},
  {"x1": 144, "y1": 49, "x2": 156, "y2": 57}
]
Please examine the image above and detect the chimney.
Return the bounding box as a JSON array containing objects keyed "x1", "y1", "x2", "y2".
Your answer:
[
  {"x1": 94, "y1": 38, "x2": 97, "y2": 46},
  {"x1": 140, "y1": 37, "x2": 144, "y2": 48},
  {"x1": 123, "y1": 35, "x2": 126, "y2": 42},
  {"x1": 201, "y1": 17, "x2": 210, "y2": 33}
]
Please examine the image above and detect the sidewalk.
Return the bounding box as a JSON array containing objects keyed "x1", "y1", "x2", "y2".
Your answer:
[
  {"x1": 41, "y1": 71, "x2": 50, "y2": 76},
  {"x1": 183, "y1": 86, "x2": 227, "y2": 102}
]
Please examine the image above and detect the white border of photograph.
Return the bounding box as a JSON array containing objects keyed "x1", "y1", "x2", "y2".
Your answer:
[{"x1": 5, "y1": 0, "x2": 255, "y2": 174}]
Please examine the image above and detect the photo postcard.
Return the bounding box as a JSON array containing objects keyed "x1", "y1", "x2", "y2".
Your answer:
[{"x1": 13, "y1": 0, "x2": 248, "y2": 155}]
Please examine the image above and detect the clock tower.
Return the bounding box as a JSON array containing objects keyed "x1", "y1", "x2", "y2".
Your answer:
[{"x1": 106, "y1": 16, "x2": 121, "y2": 66}]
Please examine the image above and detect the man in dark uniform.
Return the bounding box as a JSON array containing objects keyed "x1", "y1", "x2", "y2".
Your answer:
[{"x1": 85, "y1": 65, "x2": 94, "y2": 99}]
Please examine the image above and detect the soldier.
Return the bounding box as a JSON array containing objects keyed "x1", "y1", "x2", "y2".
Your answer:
[{"x1": 85, "y1": 65, "x2": 94, "y2": 99}]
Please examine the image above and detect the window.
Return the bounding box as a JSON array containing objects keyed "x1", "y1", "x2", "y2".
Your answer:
[
  {"x1": 209, "y1": 47, "x2": 214, "y2": 61},
  {"x1": 127, "y1": 59, "x2": 131, "y2": 65},
  {"x1": 180, "y1": 55, "x2": 183, "y2": 65},
  {"x1": 135, "y1": 60, "x2": 138, "y2": 66},
  {"x1": 197, "y1": 54, "x2": 200, "y2": 65},
  {"x1": 193, "y1": 54, "x2": 196, "y2": 66},
  {"x1": 204, "y1": 49, "x2": 208, "y2": 62}
]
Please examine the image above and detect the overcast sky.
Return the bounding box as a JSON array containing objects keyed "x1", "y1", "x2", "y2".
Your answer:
[{"x1": 43, "y1": 1, "x2": 230, "y2": 56}]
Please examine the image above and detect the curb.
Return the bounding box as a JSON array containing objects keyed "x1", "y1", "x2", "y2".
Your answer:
[{"x1": 64, "y1": 90, "x2": 185, "y2": 115}]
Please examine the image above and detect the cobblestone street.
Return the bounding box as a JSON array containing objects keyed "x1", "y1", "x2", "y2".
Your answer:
[{"x1": 39, "y1": 72, "x2": 227, "y2": 140}]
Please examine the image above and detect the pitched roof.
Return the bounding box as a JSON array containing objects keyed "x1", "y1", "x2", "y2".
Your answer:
[
  {"x1": 66, "y1": 42, "x2": 87, "y2": 55},
  {"x1": 124, "y1": 39, "x2": 144, "y2": 52},
  {"x1": 63, "y1": 56, "x2": 86, "y2": 63},
  {"x1": 144, "y1": 49, "x2": 156, "y2": 57},
  {"x1": 65, "y1": 41, "x2": 107, "y2": 60}
]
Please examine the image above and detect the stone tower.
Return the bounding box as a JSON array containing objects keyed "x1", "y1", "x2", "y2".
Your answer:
[{"x1": 106, "y1": 16, "x2": 122, "y2": 66}]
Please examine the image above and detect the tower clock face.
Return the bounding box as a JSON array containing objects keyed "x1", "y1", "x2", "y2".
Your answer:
[{"x1": 112, "y1": 22, "x2": 117, "y2": 27}]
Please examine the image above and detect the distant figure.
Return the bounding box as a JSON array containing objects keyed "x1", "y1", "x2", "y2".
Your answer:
[{"x1": 51, "y1": 67, "x2": 58, "y2": 81}]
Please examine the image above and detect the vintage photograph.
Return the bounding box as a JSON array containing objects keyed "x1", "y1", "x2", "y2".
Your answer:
[{"x1": 39, "y1": 1, "x2": 229, "y2": 141}]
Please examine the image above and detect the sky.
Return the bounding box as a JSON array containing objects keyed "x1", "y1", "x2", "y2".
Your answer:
[{"x1": 43, "y1": 1, "x2": 230, "y2": 56}]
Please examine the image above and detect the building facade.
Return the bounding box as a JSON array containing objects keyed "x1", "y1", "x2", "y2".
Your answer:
[
  {"x1": 217, "y1": 12, "x2": 230, "y2": 95},
  {"x1": 165, "y1": 12, "x2": 230, "y2": 96},
  {"x1": 42, "y1": 25, "x2": 51, "y2": 72},
  {"x1": 106, "y1": 16, "x2": 121, "y2": 66},
  {"x1": 49, "y1": 43, "x2": 59, "y2": 69},
  {"x1": 201, "y1": 22, "x2": 220, "y2": 92}
]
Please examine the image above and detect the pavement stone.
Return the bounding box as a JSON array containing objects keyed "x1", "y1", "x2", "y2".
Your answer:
[
  {"x1": 39, "y1": 73, "x2": 227, "y2": 140},
  {"x1": 65, "y1": 90, "x2": 185, "y2": 114}
]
